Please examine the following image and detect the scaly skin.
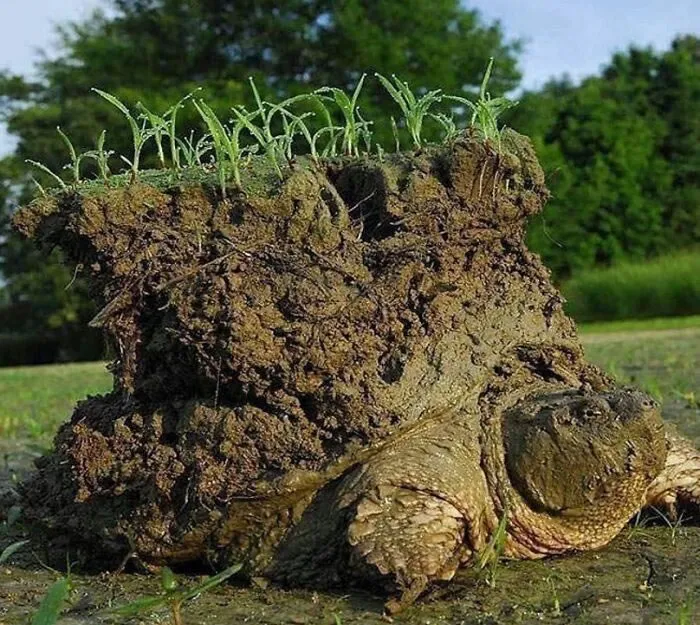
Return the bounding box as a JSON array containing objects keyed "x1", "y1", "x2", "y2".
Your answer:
[{"x1": 645, "y1": 431, "x2": 700, "y2": 521}]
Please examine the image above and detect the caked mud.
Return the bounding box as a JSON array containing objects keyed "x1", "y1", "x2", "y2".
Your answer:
[
  {"x1": 9, "y1": 128, "x2": 699, "y2": 622},
  {"x1": 14, "y1": 130, "x2": 603, "y2": 566}
]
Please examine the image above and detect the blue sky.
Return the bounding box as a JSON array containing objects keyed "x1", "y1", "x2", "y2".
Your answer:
[{"x1": 1, "y1": 0, "x2": 699, "y2": 154}]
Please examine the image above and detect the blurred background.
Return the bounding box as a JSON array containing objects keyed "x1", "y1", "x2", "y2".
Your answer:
[{"x1": 0, "y1": 0, "x2": 698, "y2": 366}]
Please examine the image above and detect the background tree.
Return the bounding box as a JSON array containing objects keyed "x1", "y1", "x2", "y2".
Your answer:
[{"x1": 511, "y1": 36, "x2": 699, "y2": 279}]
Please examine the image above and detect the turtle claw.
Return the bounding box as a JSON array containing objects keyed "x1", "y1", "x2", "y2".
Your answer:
[{"x1": 384, "y1": 578, "x2": 427, "y2": 616}]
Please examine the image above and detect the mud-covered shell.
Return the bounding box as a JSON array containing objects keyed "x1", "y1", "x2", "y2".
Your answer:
[{"x1": 16, "y1": 130, "x2": 605, "y2": 562}]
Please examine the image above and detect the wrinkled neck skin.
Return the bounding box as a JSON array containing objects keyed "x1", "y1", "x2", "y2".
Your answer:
[{"x1": 478, "y1": 384, "x2": 666, "y2": 559}]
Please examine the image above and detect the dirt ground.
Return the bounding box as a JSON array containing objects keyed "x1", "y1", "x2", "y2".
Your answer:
[{"x1": 1, "y1": 327, "x2": 698, "y2": 624}]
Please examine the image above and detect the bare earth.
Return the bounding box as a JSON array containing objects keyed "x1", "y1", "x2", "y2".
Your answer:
[{"x1": 1, "y1": 327, "x2": 699, "y2": 625}]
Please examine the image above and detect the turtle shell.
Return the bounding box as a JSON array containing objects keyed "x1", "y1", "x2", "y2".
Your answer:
[{"x1": 16, "y1": 130, "x2": 606, "y2": 564}]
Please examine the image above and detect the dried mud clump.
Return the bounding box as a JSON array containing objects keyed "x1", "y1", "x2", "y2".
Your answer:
[{"x1": 14, "y1": 129, "x2": 608, "y2": 566}]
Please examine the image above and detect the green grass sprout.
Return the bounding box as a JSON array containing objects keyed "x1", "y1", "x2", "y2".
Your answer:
[
  {"x1": 230, "y1": 102, "x2": 283, "y2": 179},
  {"x1": 137, "y1": 89, "x2": 201, "y2": 170},
  {"x1": 444, "y1": 57, "x2": 518, "y2": 148},
  {"x1": 430, "y1": 112, "x2": 460, "y2": 142},
  {"x1": 0, "y1": 539, "x2": 30, "y2": 564},
  {"x1": 176, "y1": 130, "x2": 212, "y2": 168},
  {"x1": 30, "y1": 574, "x2": 72, "y2": 625},
  {"x1": 92, "y1": 88, "x2": 152, "y2": 178},
  {"x1": 306, "y1": 95, "x2": 342, "y2": 158},
  {"x1": 241, "y1": 77, "x2": 320, "y2": 173},
  {"x1": 136, "y1": 103, "x2": 169, "y2": 168},
  {"x1": 25, "y1": 160, "x2": 67, "y2": 189},
  {"x1": 56, "y1": 126, "x2": 85, "y2": 184},
  {"x1": 477, "y1": 506, "x2": 509, "y2": 588},
  {"x1": 83, "y1": 130, "x2": 113, "y2": 181},
  {"x1": 376, "y1": 74, "x2": 442, "y2": 147},
  {"x1": 315, "y1": 74, "x2": 368, "y2": 157},
  {"x1": 194, "y1": 100, "x2": 254, "y2": 194},
  {"x1": 168, "y1": 90, "x2": 201, "y2": 170},
  {"x1": 108, "y1": 563, "x2": 242, "y2": 625},
  {"x1": 278, "y1": 108, "x2": 316, "y2": 160}
]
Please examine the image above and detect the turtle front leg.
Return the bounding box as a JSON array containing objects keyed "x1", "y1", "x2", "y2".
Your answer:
[
  {"x1": 347, "y1": 485, "x2": 470, "y2": 614},
  {"x1": 335, "y1": 410, "x2": 486, "y2": 613},
  {"x1": 644, "y1": 431, "x2": 700, "y2": 522}
]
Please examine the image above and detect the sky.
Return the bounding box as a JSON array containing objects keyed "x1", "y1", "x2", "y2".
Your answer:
[{"x1": 0, "y1": 0, "x2": 699, "y2": 155}]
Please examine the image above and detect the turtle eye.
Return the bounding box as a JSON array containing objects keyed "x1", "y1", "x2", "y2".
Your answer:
[{"x1": 582, "y1": 407, "x2": 601, "y2": 419}]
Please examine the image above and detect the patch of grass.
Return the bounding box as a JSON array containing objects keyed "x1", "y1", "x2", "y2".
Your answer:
[
  {"x1": 0, "y1": 361, "x2": 112, "y2": 443},
  {"x1": 582, "y1": 328, "x2": 700, "y2": 446},
  {"x1": 582, "y1": 329, "x2": 700, "y2": 405},
  {"x1": 578, "y1": 315, "x2": 700, "y2": 334},
  {"x1": 108, "y1": 563, "x2": 242, "y2": 625},
  {"x1": 563, "y1": 251, "x2": 700, "y2": 323},
  {"x1": 27, "y1": 60, "x2": 516, "y2": 197},
  {"x1": 31, "y1": 575, "x2": 72, "y2": 625}
]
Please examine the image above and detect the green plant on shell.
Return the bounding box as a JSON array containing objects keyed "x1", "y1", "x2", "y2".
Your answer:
[
  {"x1": 444, "y1": 57, "x2": 518, "y2": 148},
  {"x1": 375, "y1": 73, "x2": 443, "y2": 148},
  {"x1": 25, "y1": 59, "x2": 517, "y2": 196}
]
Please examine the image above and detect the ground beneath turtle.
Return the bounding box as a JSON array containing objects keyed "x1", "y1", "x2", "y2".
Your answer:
[
  {"x1": 1, "y1": 493, "x2": 698, "y2": 625},
  {"x1": 2, "y1": 391, "x2": 698, "y2": 625}
]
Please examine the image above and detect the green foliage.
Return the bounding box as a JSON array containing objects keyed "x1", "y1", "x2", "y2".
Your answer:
[
  {"x1": 31, "y1": 576, "x2": 72, "y2": 625},
  {"x1": 563, "y1": 250, "x2": 700, "y2": 322},
  {"x1": 513, "y1": 36, "x2": 700, "y2": 279},
  {"x1": 444, "y1": 57, "x2": 518, "y2": 147},
  {"x1": 84, "y1": 129, "x2": 113, "y2": 181},
  {"x1": 315, "y1": 74, "x2": 370, "y2": 156},
  {"x1": 23, "y1": 67, "x2": 514, "y2": 198},
  {"x1": 92, "y1": 88, "x2": 153, "y2": 176},
  {"x1": 109, "y1": 563, "x2": 242, "y2": 624},
  {"x1": 194, "y1": 99, "x2": 248, "y2": 192},
  {"x1": 375, "y1": 74, "x2": 442, "y2": 147}
]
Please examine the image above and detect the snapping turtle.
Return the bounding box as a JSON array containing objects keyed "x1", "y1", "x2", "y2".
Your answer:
[{"x1": 14, "y1": 129, "x2": 700, "y2": 611}]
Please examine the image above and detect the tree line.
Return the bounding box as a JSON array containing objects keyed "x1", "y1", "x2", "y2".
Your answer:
[{"x1": 0, "y1": 0, "x2": 697, "y2": 364}]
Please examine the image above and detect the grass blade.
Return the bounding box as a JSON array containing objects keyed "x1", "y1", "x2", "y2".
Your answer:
[
  {"x1": 56, "y1": 126, "x2": 81, "y2": 183},
  {"x1": 31, "y1": 577, "x2": 70, "y2": 625},
  {"x1": 109, "y1": 594, "x2": 170, "y2": 616},
  {"x1": 180, "y1": 563, "x2": 243, "y2": 601},
  {"x1": 25, "y1": 160, "x2": 67, "y2": 189},
  {"x1": 0, "y1": 539, "x2": 29, "y2": 564},
  {"x1": 92, "y1": 88, "x2": 148, "y2": 175},
  {"x1": 194, "y1": 100, "x2": 236, "y2": 192}
]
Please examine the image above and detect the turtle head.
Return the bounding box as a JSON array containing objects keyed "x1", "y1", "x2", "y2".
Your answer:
[{"x1": 503, "y1": 389, "x2": 666, "y2": 532}]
